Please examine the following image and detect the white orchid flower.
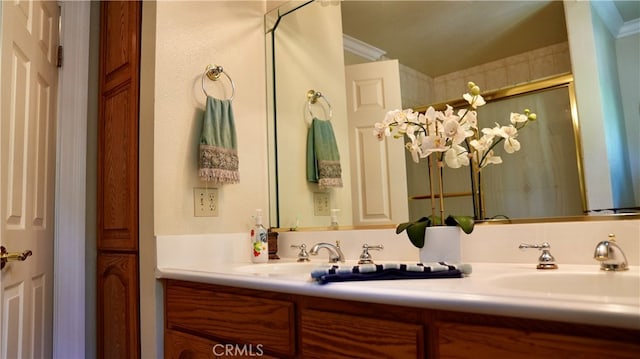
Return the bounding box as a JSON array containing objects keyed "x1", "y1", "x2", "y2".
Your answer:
[
  {"x1": 470, "y1": 134, "x2": 494, "y2": 152},
  {"x1": 458, "y1": 109, "x2": 477, "y2": 131},
  {"x1": 405, "y1": 137, "x2": 422, "y2": 163},
  {"x1": 500, "y1": 125, "x2": 518, "y2": 138},
  {"x1": 444, "y1": 144, "x2": 470, "y2": 168},
  {"x1": 504, "y1": 138, "x2": 521, "y2": 153},
  {"x1": 404, "y1": 109, "x2": 418, "y2": 122},
  {"x1": 482, "y1": 150, "x2": 503, "y2": 167},
  {"x1": 422, "y1": 106, "x2": 444, "y2": 135},
  {"x1": 463, "y1": 92, "x2": 486, "y2": 109},
  {"x1": 405, "y1": 127, "x2": 427, "y2": 163},
  {"x1": 383, "y1": 109, "x2": 400, "y2": 124},
  {"x1": 442, "y1": 117, "x2": 467, "y2": 145},
  {"x1": 421, "y1": 134, "x2": 448, "y2": 156},
  {"x1": 372, "y1": 122, "x2": 390, "y2": 140},
  {"x1": 510, "y1": 112, "x2": 528, "y2": 124}
]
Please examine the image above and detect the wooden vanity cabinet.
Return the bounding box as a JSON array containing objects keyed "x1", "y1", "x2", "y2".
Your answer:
[
  {"x1": 435, "y1": 321, "x2": 640, "y2": 359},
  {"x1": 300, "y1": 308, "x2": 424, "y2": 358},
  {"x1": 164, "y1": 280, "x2": 295, "y2": 358},
  {"x1": 163, "y1": 279, "x2": 640, "y2": 359}
]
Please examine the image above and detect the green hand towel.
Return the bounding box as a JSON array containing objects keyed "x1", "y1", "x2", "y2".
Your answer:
[
  {"x1": 199, "y1": 96, "x2": 239, "y2": 184},
  {"x1": 306, "y1": 117, "x2": 343, "y2": 189}
]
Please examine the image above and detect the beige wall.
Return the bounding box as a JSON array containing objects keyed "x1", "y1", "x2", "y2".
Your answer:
[
  {"x1": 141, "y1": 1, "x2": 268, "y2": 357},
  {"x1": 153, "y1": 1, "x2": 268, "y2": 235},
  {"x1": 273, "y1": 0, "x2": 353, "y2": 229}
]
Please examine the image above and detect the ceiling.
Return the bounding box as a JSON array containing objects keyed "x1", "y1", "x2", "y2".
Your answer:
[
  {"x1": 614, "y1": 0, "x2": 640, "y2": 21},
  {"x1": 340, "y1": 0, "x2": 637, "y2": 77}
]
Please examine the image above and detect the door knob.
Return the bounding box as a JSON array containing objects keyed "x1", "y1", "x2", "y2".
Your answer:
[{"x1": 1, "y1": 246, "x2": 33, "y2": 270}]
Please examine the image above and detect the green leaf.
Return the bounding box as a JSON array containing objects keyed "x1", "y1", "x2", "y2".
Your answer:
[
  {"x1": 395, "y1": 221, "x2": 413, "y2": 234},
  {"x1": 395, "y1": 217, "x2": 431, "y2": 248},
  {"x1": 445, "y1": 215, "x2": 475, "y2": 234},
  {"x1": 406, "y1": 220, "x2": 430, "y2": 248},
  {"x1": 428, "y1": 215, "x2": 443, "y2": 226}
]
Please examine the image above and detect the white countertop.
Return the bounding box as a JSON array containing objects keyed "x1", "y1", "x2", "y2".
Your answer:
[{"x1": 156, "y1": 259, "x2": 640, "y2": 330}]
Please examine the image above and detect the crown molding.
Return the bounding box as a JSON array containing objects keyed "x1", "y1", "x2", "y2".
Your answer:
[
  {"x1": 618, "y1": 17, "x2": 640, "y2": 38},
  {"x1": 343, "y1": 34, "x2": 386, "y2": 61},
  {"x1": 591, "y1": 0, "x2": 640, "y2": 38}
]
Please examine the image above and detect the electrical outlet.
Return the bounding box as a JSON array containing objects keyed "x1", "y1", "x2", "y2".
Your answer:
[
  {"x1": 313, "y1": 192, "x2": 330, "y2": 216},
  {"x1": 194, "y1": 188, "x2": 219, "y2": 217}
]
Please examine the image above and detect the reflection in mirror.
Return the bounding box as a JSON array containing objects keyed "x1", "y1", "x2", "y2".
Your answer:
[
  {"x1": 408, "y1": 75, "x2": 585, "y2": 221},
  {"x1": 266, "y1": 0, "x2": 353, "y2": 230},
  {"x1": 266, "y1": 0, "x2": 640, "y2": 230}
]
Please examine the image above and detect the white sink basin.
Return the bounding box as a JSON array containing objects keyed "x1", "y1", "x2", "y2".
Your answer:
[{"x1": 491, "y1": 270, "x2": 640, "y2": 298}]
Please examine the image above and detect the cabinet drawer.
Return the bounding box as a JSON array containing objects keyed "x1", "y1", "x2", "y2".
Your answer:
[
  {"x1": 165, "y1": 280, "x2": 295, "y2": 357},
  {"x1": 436, "y1": 321, "x2": 640, "y2": 359},
  {"x1": 165, "y1": 329, "x2": 281, "y2": 359},
  {"x1": 301, "y1": 308, "x2": 423, "y2": 359}
]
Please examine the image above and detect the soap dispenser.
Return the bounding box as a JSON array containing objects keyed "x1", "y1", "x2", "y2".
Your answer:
[
  {"x1": 251, "y1": 209, "x2": 268, "y2": 263},
  {"x1": 330, "y1": 209, "x2": 340, "y2": 230}
]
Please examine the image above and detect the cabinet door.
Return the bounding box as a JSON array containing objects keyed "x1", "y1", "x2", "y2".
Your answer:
[
  {"x1": 97, "y1": 253, "x2": 139, "y2": 359},
  {"x1": 301, "y1": 308, "x2": 423, "y2": 359},
  {"x1": 436, "y1": 321, "x2": 640, "y2": 359},
  {"x1": 97, "y1": 0, "x2": 140, "y2": 251}
]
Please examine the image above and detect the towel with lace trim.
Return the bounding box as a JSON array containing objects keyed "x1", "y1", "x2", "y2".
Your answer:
[{"x1": 310, "y1": 262, "x2": 472, "y2": 284}]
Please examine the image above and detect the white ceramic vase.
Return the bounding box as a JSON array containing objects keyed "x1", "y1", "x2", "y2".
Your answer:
[{"x1": 419, "y1": 226, "x2": 461, "y2": 264}]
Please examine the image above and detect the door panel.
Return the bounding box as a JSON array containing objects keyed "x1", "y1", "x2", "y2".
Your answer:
[
  {"x1": 0, "y1": 1, "x2": 59, "y2": 358},
  {"x1": 345, "y1": 60, "x2": 408, "y2": 226}
]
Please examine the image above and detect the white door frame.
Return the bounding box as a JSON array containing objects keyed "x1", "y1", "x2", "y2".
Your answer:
[{"x1": 53, "y1": 1, "x2": 90, "y2": 358}]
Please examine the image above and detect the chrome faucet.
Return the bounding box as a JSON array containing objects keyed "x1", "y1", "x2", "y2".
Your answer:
[
  {"x1": 594, "y1": 234, "x2": 629, "y2": 271},
  {"x1": 309, "y1": 241, "x2": 345, "y2": 263},
  {"x1": 519, "y1": 242, "x2": 558, "y2": 269},
  {"x1": 358, "y1": 243, "x2": 383, "y2": 264},
  {"x1": 290, "y1": 244, "x2": 310, "y2": 262}
]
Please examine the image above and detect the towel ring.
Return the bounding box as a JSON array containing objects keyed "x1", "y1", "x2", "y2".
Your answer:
[
  {"x1": 306, "y1": 89, "x2": 332, "y2": 120},
  {"x1": 201, "y1": 64, "x2": 236, "y2": 101}
]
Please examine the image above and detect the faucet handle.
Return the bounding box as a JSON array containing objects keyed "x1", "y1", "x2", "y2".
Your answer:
[
  {"x1": 358, "y1": 244, "x2": 383, "y2": 264},
  {"x1": 290, "y1": 244, "x2": 310, "y2": 262},
  {"x1": 519, "y1": 242, "x2": 558, "y2": 270}
]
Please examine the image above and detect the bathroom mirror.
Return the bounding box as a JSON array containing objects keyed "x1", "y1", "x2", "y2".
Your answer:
[{"x1": 266, "y1": 0, "x2": 639, "y2": 230}]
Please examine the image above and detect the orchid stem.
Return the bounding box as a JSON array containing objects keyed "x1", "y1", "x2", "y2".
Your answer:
[
  {"x1": 427, "y1": 155, "x2": 436, "y2": 220},
  {"x1": 437, "y1": 160, "x2": 445, "y2": 224}
]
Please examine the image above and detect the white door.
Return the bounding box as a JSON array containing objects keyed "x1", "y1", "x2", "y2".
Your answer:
[
  {"x1": 345, "y1": 60, "x2": 409, "y2": 226},
  {"x1": 0, "y1": 1, "x2": 59, "y2": 358}
]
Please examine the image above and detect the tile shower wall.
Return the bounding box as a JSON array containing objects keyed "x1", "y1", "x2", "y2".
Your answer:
[
  {"x1": 399, "y1": 42, "x2": 571, "y2": 107},
  {"x1": 433, "y1": 42, "x2": 571, "y2": 103}
]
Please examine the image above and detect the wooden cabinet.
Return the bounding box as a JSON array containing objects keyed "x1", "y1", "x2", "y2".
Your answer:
[
  {"x1": 97, "y1": 0, "x2": 140, "y2": 252},
  {"x1": 435, "y1": 321, "x2": 640, "y2": 359},
  {"x1": 96, "y1": 1, "x2": 141, "y2": 358},
  {"x1": 165, "y1": 281, "x2": 295, "y2": 357},
  {"x1": 165, "y1": 329, "x2": 281, "y2": 359},
  {"x1": 163, "y1": 280, "x2": 640, "y2": 359},
  {"x1": 300, "y1": 309, "x2": 423, "y2": 359},
  {"x1": 97, "y1": 253, "x2": 139, "y2": 359}
]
